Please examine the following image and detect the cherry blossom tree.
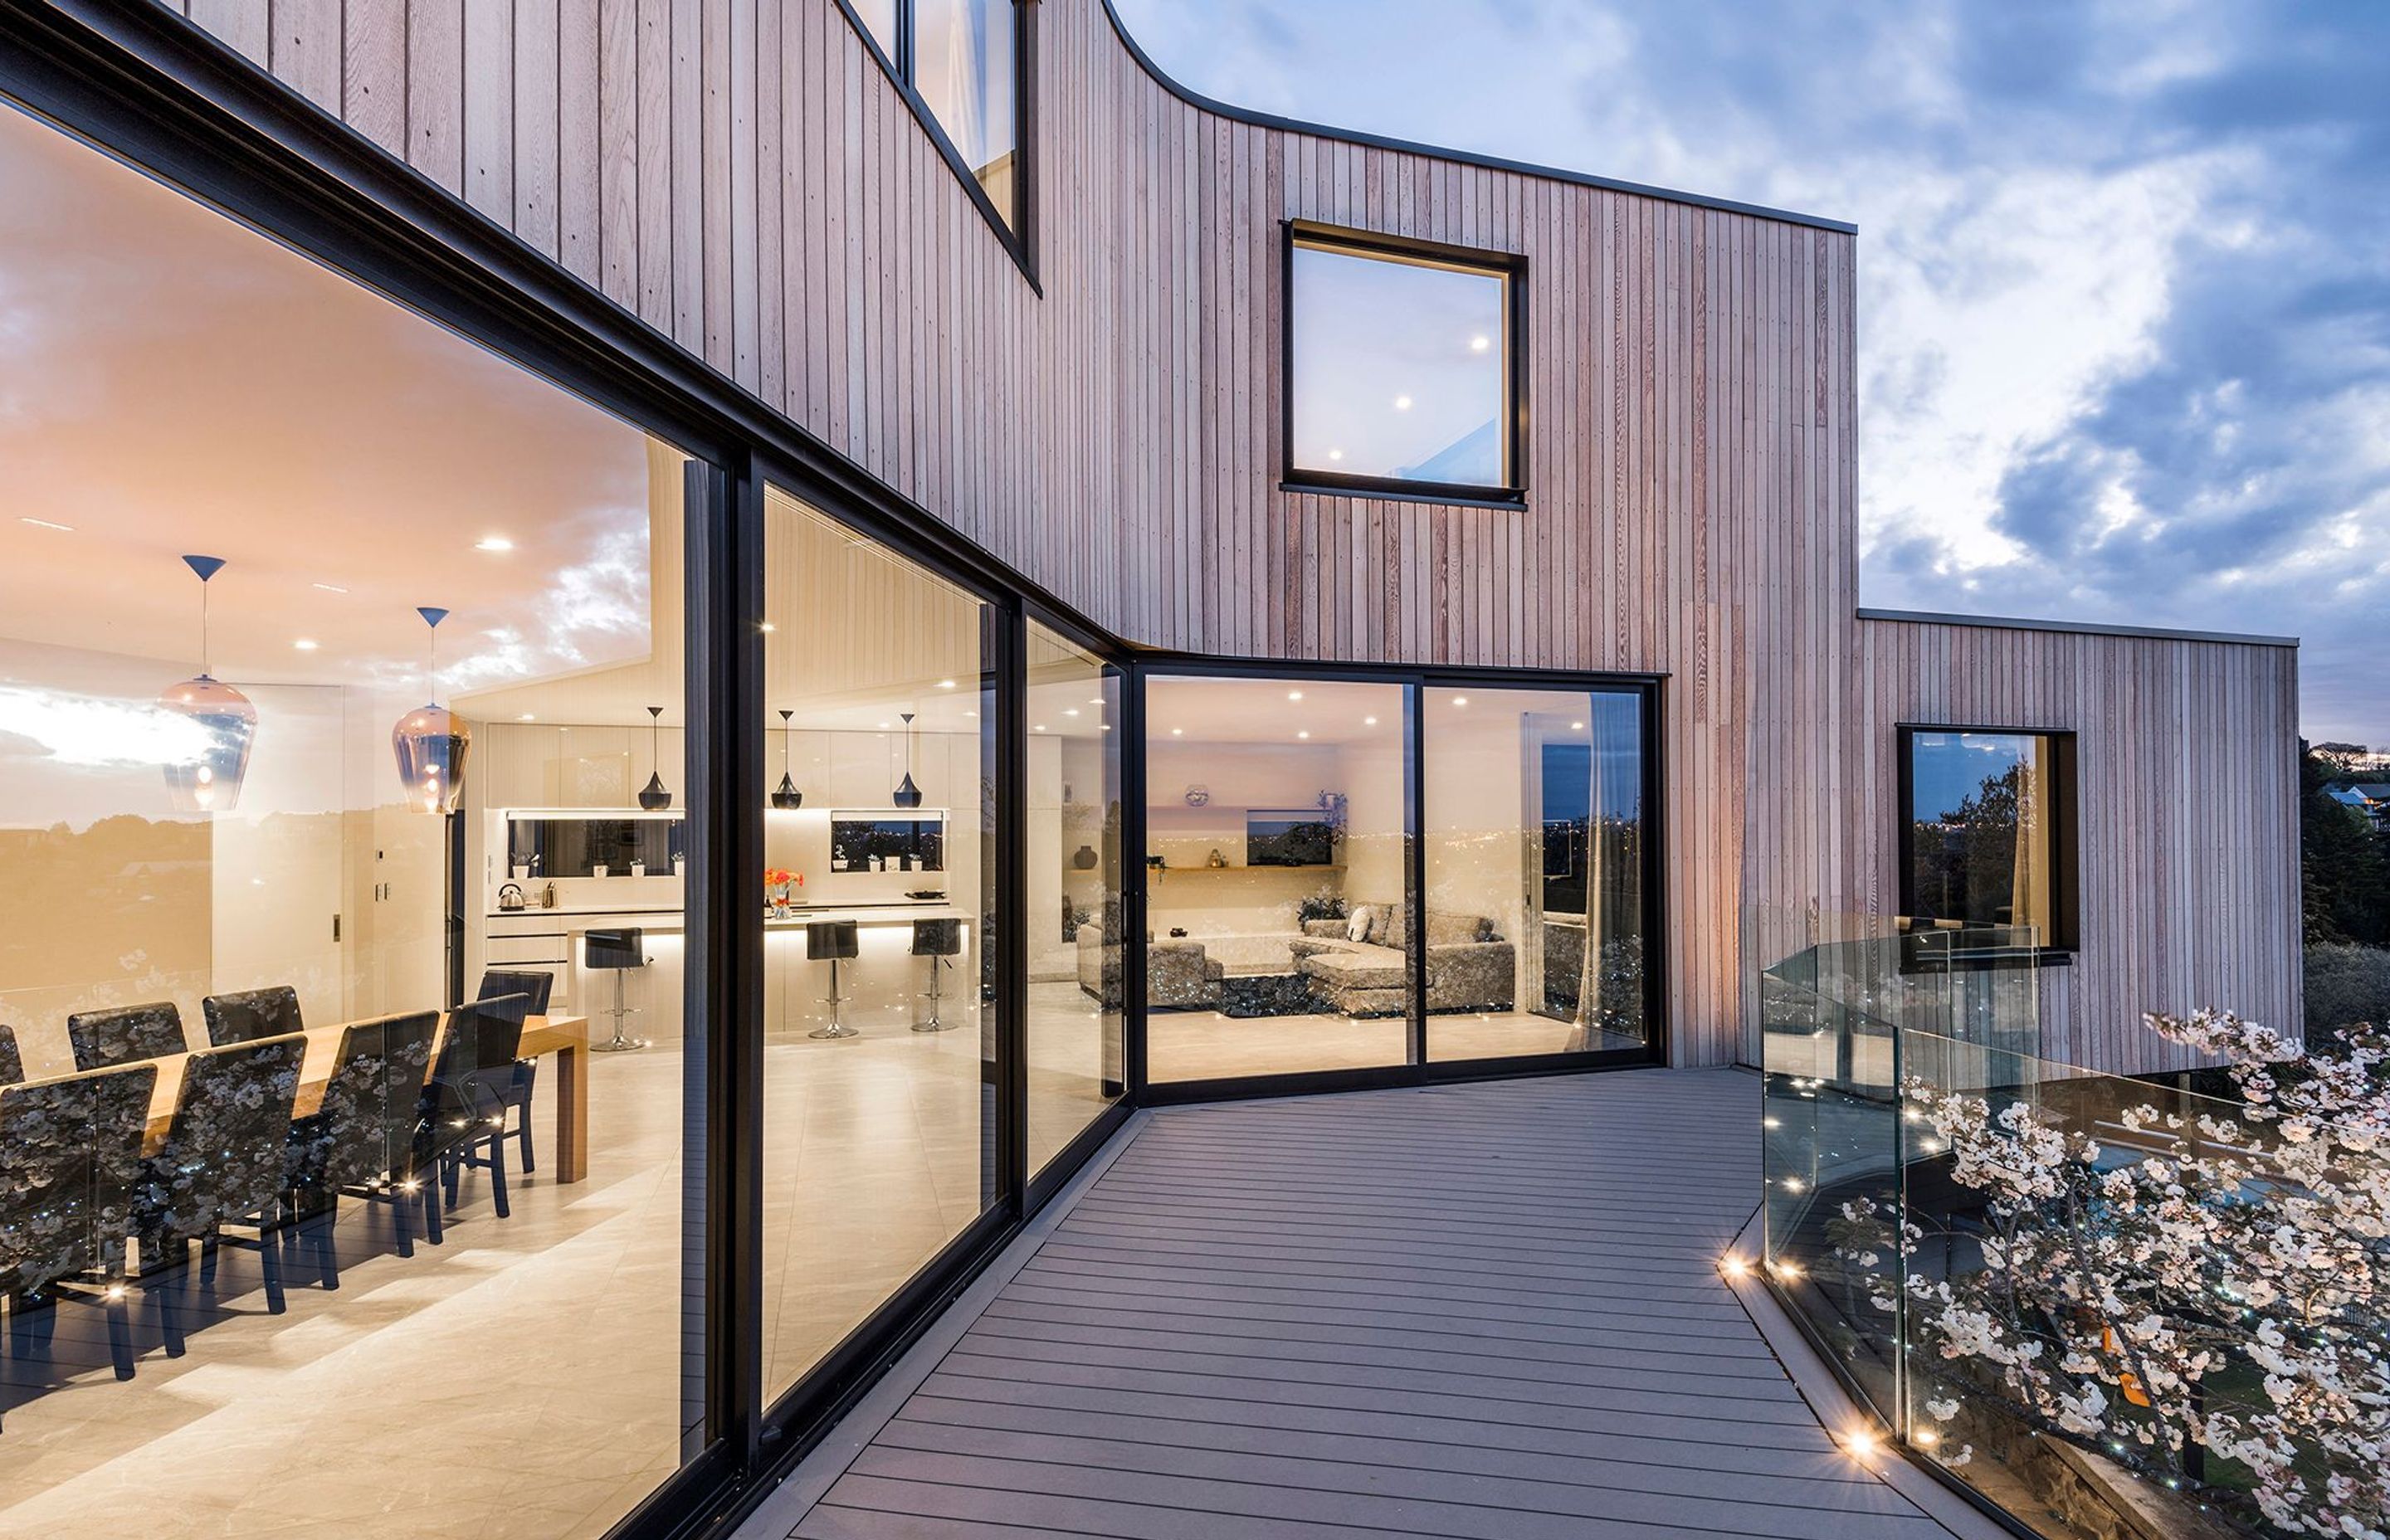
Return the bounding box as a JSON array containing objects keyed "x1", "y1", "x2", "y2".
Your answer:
[{"x1": 1836, "y1": 1010, "x2": 2388, "y2": 1540}]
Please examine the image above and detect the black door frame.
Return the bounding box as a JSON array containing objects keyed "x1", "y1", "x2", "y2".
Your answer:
[{"x1": 0, "y1": 7, "x2": 1669, "y2": 1538}]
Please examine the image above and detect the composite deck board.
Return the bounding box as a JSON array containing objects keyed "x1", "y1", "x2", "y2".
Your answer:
[{"x1": 779, "y1": 1070, "x2": 1957, "y2": 1539}]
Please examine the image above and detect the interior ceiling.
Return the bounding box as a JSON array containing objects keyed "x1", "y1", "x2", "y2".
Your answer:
[
  {"x1": 0, "y1": 101, "x2": 661, "y2": 709},
  {"x1": 1144, "y1": 678, "x2": 1597, "y2": 746}
]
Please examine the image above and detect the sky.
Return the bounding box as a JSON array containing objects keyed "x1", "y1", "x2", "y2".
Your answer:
[{"x1": 1111, "y1": 0, "x2": 2390, "y2": 747}]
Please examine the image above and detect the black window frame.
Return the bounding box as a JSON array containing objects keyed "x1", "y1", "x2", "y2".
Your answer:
[
  {"x1": 1895, "y1": 723, "x2": 2080, "y2": 964},
  {"x1": 1280, "y1": 221, "x2": 1529, "y2": 508},
  {"x1": 834, "y1": 0, "x2": 1040, "y2": 292}
]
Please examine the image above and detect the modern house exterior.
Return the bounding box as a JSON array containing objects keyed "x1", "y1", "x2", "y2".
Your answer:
[{"x1": 0, "y1": 2, "x2": 2301, "y2": 1538}]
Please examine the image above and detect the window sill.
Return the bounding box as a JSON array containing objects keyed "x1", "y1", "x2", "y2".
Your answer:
[{"x1": 1279, "y1": 479, "x2": 1526, "y2": 512}]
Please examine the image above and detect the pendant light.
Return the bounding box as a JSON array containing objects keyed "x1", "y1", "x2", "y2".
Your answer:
[
  {"x1": 891, "y1": 710, "x2": 923, "y2": 808},
  {"x1": 771, "y1": 709, "x2": 804, "y2": 809},
  {"x1": 637, "y1": 704, "x2": 672, "y2": 810},
  {"x1": 391, "y1": 606, "x2": 471, "y2": 814},
  {"x1": 161, "y1": 553, "x2": 256, "y2": 813}
]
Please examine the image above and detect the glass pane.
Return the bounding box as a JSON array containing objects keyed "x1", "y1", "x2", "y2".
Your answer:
[
  {"x1": 1144, "y1": 676, "x2": 1413, "y2": 1082},
  {"x1": 1027, "y1": 624, "x2": 1122, "y2": 1175},
  {"x1": 0, "y1": 99, "x2": 701, "y2": 1533},
  {"x1": 1424, "y1": 687, "x2": 1648, "y2": 1060},
  {"x1": 1291, "y1": 241, "x2": 1509, "y2": 487},
  {"x1": 760, "y1": 487, "x2": 996, "y2": 1401},
  {"x1": 914, "y1": 0, "x2": 1019, "y2": 227},
  {"x1": 850, "y1": 0, "x2": 899, "y2": 58},
  {"x1": 1904, "y1": 730, "x2": 2057, "y2": 942}
]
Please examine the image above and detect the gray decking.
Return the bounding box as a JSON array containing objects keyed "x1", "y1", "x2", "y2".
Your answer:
[{"x1": 763, "y1": 1069, "x2": 1961, "y2": 1539}]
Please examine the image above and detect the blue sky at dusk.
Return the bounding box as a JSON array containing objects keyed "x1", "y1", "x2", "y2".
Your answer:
[{"x1": 1113, "y1": 0, "x2": 2390, "y2": 745}]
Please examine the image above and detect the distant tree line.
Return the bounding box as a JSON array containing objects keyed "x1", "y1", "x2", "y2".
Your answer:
[{"x1": 2303, "y1": 743, "x2": 2390, "y2": 1043}]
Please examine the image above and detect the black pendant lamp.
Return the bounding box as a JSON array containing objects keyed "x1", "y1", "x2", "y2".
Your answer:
[
  {"x1": 391, "y1": 606, "x2": 471, "y2": 815},
  {"x1": 771, "y1": 709, "x2": 804, "y2": 809},
  {"x1": 891, "y1": 711, "x2": 923, "y2": 808},
  {"x1": 637, "y1": 704, "x2": 672, "y2": 811},
  {"x1": 161, "y1": 553, "x2": 257, "y2": 813}
]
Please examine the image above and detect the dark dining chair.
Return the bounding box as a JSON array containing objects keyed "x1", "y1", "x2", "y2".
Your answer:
[
  {"x1": 285, "y1": 1011, "x2": 438, "y2": 1286},
  {"x1": 418, "y1": 994, "x2": 530, "y2": 1234},
  {"x1": 476, "y1": 970, "x2": 554, "y2": 1174},
  {"x1": 0, "y1": 1025, "x2": 22, "y2": 1087},
  {"x1": 66, "y1": 1001, "x2": 188, "y2": 1070},
  {"x1": 133, "y1": 1034, "x2": 305, "y2": 1350},
  {"x1": 201, "y1": 985, "x2": 305, "y2": 1047},
  {"x1": 0, "y1": 1061, "x2": 158, "y2": 1408}
]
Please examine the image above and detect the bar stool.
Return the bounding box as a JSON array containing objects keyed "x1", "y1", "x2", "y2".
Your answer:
[
  {"x1": 910, "y1": 918, "x2": 964, "y2": 1032},
  {"x1": 585, "y1": 928, "x2": 651, "y2": 1052},
  {"x1": 806, "y1": 921, "x2": 861, "y2": 1040}
]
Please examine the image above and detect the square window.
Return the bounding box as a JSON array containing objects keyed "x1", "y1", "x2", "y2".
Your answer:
[
  {"x1": 1900, "y1": 728, "x2": 2079, "y2": 955},
  {"x1": 1288, "y1": 229, "x2": 1519, "y2": 498}
]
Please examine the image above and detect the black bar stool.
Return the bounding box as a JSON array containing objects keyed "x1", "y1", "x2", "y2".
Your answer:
[
  {"x1": 910, "y1": 918, "x2": 964, "y2": 1032},
  {"x1": 585, "y1": 928, "x2": 650, "y2": 1052},
  {"x1": 806, "y1": 921, "x2": 861, "y2": 1040}
]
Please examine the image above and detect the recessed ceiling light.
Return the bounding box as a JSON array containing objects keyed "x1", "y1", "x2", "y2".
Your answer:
[
  {"x1": 877, "y1": 721, "x2": 890, "y2": 729},
  {"x1": 939, "y1": 679, "x2": 958, "y2": 689},
  {"x1": 1327, "y1": 448, "x2": 1344, "y2": 462},
  {"x1": 1287, "y1": 690, "x2": 1304, "y2": 701},
  {"x1": 1469, "y1": 335, "x2": 1490, "y2": 353},
  {"x1": 1064, "y1": 708, "x2": 1080, "y2": 717},
  {"x1": 1088, "y1": 696, "x2": 1105, "y2": 704},
  {"x1": 1100, "y1": 724, "x2": 1111, "y2": 731},
  {"x1": 312, "y1": 582, "x2": 348, "y2": 593},
  {"x1": 19, "y1": 516, "x2": 74, "y2": 532},
  {"x1": 475, "y1": 536, "x2": 515, "y2": 553},
  {"x1": 1364, "y1": 715, "x2": 1378, "y2": 726},
  {"x1": 1572, "y1": 720, "x2": 1585, "y2": 730},
  {"x1": 1034, "y1": 724, "x2": 1046, "y2": 733},
  {"x1": 1393, "y1": 396, "x2": 1412, "y2": 412},
  {"x1": 1171, "y1": 728, "x2": 1183, "y2": 736},
  {"x1": 1296, "y1": 729, "x2": 1310, "y2": 739},
  {"x1": 519, "y1": 714, "x2": 537, "y2": 722},
  {"x1": 1452, "y1": 696, "x2": 1469, "y2": 707},
  {"x1": 292, "y1": 638, "x2": 319, "y2": 651}
]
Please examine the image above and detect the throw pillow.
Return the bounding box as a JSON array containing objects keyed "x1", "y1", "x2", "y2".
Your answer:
[{"x1": 1345, "y1": 906, "x2": 1373, "y2": 943}]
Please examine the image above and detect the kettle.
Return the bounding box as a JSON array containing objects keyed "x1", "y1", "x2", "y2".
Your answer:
[{"x1": 498, "y1": 882, "x2": 526, "y2": 912}]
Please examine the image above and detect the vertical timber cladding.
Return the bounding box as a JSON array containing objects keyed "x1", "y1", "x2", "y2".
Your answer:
[
  {"x1": 191, "y1": 0, "x2": 2337, "y2": 1073},
  {"x1": 1859, "y1": 616, "x2": 2304, "y2": 1073}
]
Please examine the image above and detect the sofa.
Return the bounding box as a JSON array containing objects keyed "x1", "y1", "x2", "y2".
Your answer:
[
  {"x1": 1292, "y1": 901, "x2": 1515, "y2": 1016},
  {"x1": 1076, "y1": 919, "x2": 1225, "y2": 1010}
]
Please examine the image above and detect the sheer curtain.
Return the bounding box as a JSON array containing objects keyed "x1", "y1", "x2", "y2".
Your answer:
[{"x1": 2007, "y1": 739, "x2": 2048, "y2": 943}]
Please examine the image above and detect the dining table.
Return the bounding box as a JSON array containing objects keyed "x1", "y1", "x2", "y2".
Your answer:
[{"x1": 135, "y1": 1013, "x2": 592, "y2": 1183}]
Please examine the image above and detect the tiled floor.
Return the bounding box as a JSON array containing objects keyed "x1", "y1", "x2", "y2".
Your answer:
[{"x1": 0, "y1": 982, "x2": 1647, "y2": 1538}]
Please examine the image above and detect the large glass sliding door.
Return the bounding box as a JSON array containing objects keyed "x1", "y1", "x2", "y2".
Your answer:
[
  {"x1": 756, "y1": 489, "x2": 999, "y2": 1401},
  {"x1": 1025, "y1": 621, "x2": 1124, "y2": 1176},
  {"x1": 0, "y1": 95, "x2": 707, "y2": 1538},
  {"x1": 1422, "y1": 684, "x2": 1652, "y2": 1060}
]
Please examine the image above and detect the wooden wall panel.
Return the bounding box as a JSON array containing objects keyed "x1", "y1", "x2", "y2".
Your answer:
[{"x1": 148, "y1": 0, "x2": 2300, "y2": 1073}]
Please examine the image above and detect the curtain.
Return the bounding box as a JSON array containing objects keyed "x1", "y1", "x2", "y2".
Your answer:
[{"x1": 2008, "y1": 739, "x2": 2048, "y2": 944}]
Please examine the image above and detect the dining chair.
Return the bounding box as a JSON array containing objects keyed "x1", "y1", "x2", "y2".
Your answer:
[
  {"x1": 0, "y1": 1061, "x2": 158, "y2": 1414},
  {"x1": 285, "y1": 1010, "x2": 438, "y2": 1286},
  {"x1": 133, "y1": 1034, "x2": 305, "y2": 1351},
  {"x1": 200, "y1": 985, "x2": 304, "y2": 1047},
  {"x1": 418, "y1": 994, "x2": 530, "y2": 1232},
  {"x1": 0, "y1": 1025, "x2": 22, "y2": 1087},
  {"x1": 476, "y1": 970, "x2": 554, "y2": 1174},
  {"x1": 66, "y1": 1001, "x2": 188, "y2": 1070}
]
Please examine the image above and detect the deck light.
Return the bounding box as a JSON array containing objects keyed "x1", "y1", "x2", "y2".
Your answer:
[
  {"x1": 1719, "y1": 1254, "x2": 1751, "y2": 1279},
  {"x1": 1840, "y1": 1429, "x2": 1881, "y2": 1460}
]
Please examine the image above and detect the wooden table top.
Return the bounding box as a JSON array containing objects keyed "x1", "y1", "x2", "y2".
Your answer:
[{"x1": 134, "y1": 1013, "x2": 587, "y2": 1145}]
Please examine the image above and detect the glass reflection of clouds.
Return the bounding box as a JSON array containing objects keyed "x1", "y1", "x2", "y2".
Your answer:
[{"x1": 1291, "y1": 242, "x2": 1507, "y2": 487}]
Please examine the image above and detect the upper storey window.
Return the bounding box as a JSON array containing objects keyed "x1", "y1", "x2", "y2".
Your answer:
[
  {"x1": 1900, "y1": 727, "x2": 2080, "y2": 958},
  {"x1": 846, "y1": 0, "x2": 1025, "y2": 242},
  {"x1": 1287, "y1": 227, "x2": 1523, "y2": 503}
]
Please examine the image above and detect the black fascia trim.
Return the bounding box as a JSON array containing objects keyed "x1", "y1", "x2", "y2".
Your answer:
[
  {"x1": 1859, "y1": 607, "x2": 2298, "y2": 650},
  {"x1": 1098, "y1": 0, "x2": 1856, "y2": 236},
  {"x1": 1282, "y1": 221, "x2": 1529, "y2": 503},
  {"x1": 830, "y1": 0, "x2": 1041, "y2": 294}
]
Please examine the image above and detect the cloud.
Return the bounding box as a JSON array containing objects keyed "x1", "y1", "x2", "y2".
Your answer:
[{"x1": 1111, "y1": 0, "x2": 2390, "y2": 742}]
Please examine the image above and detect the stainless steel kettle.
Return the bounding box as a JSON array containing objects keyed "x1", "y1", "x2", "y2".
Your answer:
[{"x1": 498, "y1": 882, "x2": 526, "y2": 911}]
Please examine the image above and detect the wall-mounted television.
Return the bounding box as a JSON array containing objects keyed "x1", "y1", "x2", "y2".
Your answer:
[
  {"x1": 1246, "y1": 810, "x2": 1336, "y2": 867},
  {"x1": 829, "y1": 811, "x2": 945, "y2": 873}
]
